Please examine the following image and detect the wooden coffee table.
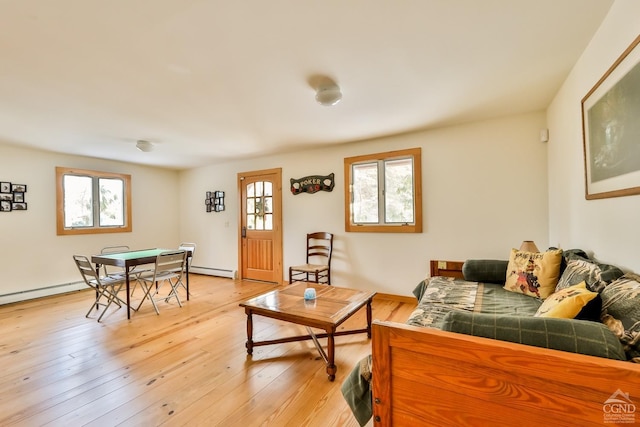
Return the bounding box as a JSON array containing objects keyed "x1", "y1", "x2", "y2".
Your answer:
[{"x1": 239, "y1": 283, "x2": 376, "y2": 381}]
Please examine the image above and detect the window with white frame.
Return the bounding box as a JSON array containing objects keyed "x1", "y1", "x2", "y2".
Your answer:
[
  {"x1": 56, "y1": 167, "x2": 132, "y2": 235},
  {"x1": 344, "y1": 147, "x2": 422, "y2": 233}
]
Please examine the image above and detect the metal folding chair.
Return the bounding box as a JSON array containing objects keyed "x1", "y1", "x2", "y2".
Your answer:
[
  {"x1": 176, "y1": 242, "x2": 196, "y2": 296},
  {"x1": 136, "y1": 250, "x2": 187, "y2": 314},
  {"x1": 73, "y1": 255, "x2": 126, "y2": 322}
]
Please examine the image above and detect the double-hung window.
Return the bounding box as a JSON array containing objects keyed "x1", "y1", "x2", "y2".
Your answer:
[
  {"x1": 344, "y1": 147, "x2": 422, "y2": 233},
  {"x1": 56, "y1": 167, "x2": 132, "y2": 235}
]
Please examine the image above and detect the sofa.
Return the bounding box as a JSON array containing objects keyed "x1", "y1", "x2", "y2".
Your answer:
[{"x1": 342, "y1": 248, "x2": 640, "y2": 426}]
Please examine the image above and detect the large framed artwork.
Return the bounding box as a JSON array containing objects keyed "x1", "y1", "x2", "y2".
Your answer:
[{"x1": 582, "y1": 34, "x2": 640, "y2": 200}]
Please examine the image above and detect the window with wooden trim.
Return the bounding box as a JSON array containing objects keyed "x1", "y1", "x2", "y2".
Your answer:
[
  {"x1": 344, "y1": 147, "x2": 422, "y2": 233},
  {"x1": 56, "y1": 167, "x2": 132, "y2": 235}
]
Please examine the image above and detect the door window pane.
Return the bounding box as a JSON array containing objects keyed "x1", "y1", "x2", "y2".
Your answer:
[{"x1": 247, "y1": 214, "x2": 256, "y2": 229}]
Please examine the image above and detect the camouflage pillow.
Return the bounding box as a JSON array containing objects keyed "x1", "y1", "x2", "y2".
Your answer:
[
  {"x1": 600, "y1": 273, "x2": 640, "y2": 362},
  {"x1": 556, "y1": 259, "x2": 606, "y2": 293}
]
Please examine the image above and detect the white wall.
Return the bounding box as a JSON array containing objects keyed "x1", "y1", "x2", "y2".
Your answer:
[
  {"x1": 547, "y1": 0, "x2": 640, "y2": 272},
  {"x1": 180, "y1": 111, "x2": 549, "y2": 296},
  {"x1": 0, "y1": 143, "x2": 180, "y2": 303}
]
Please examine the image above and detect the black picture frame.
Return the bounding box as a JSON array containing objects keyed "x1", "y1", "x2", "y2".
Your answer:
[
  {"x1": 0, "y1": 182, "x2": 10, "y2": 193},
  {"x1": 0, "y1": 200, "x2": 11, "y2": 212},
  {"x1": 12, "y1": 202, "x2": 27, "y2": 211},
  {"x1": 13, "y1": 193, "x2": 24, "y2": 203},
  {"x1": 11, "y1": 184, "x2": 27, "y2": 193}
]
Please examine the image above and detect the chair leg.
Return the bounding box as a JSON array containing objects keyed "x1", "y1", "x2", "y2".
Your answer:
[
  {"x1": 165, "y1": 278, "x2": 183, "y2": 307},
  {"x1": 136, "y1": 281, "x2": 160, "y2": 315},
  {"x1": 97, "y1": 283, "x2": 123, "y2": 322}
]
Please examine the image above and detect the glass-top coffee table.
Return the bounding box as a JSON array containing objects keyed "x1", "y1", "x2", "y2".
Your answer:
[{"x1": 239, "y1": 282, "x2": 376, "y2": 381}]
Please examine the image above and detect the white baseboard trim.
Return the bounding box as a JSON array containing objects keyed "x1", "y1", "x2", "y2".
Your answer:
[
  {"x1": 0, "y1": 281, "x2": 86, "y2": 305},
  {"x1": 190, "y1": 266, "x2": 237, "y2": 279}
]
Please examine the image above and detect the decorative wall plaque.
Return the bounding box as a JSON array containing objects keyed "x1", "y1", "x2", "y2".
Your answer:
[{"x1": 290, "y1": 173, "x2": 334, "y2": 195}]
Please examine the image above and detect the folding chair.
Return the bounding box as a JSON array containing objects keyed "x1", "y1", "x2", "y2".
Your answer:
[
  {"x1": 176, "y1": 242, "x2": 196, "y2": 296},
  {"x1": 73, "y1": 255, "x2": 126, "y2": 322},
  {"x1": 100, "y1": 245, "x2": 130, "y2": 279},
  {"x1": 100, "y1": 245, "x2": 151, "y2": 296},
  {"x1": 136, "y1": 250, "x2": 187, "y2": 314}
]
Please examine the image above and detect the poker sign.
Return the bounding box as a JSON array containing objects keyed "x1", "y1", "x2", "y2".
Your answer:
[{"x1": 290, "y1": 173, "x2": 334, "y2": 195}]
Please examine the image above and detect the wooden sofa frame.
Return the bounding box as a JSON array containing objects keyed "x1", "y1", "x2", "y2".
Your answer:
[{"x1": 372, "y1": 320, "x2": 640, "y2": 426}]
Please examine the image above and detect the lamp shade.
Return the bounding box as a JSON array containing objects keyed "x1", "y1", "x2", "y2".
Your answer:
[
  {"x1": 315, "y1": 84, "x2": 342, "y2": 106},
  {"x1": 519, "y1": 240, "x2": 539, "y2": 253}
]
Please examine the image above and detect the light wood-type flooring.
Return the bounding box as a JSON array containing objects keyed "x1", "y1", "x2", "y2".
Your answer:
[{"x1": 0, "y1": 274, "x2": 416, "y2": 426}]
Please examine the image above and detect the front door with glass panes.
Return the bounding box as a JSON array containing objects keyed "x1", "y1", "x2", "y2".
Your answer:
[{"x1": 238, "y1": 168, "x2": 283, "y2": 283}]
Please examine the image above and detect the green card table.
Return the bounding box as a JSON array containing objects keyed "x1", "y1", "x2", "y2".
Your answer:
[
  {"x1": 91, "y1": 248, "x2": 191, "y2": 319},
  {"x1": 239, "y1": 283, "x2": 376, "y2": 381}
]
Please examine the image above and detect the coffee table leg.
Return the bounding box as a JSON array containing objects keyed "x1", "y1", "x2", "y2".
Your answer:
[
  {"x1": 366, "y1": 298, "x2": 373, "y2": 338},
  {"x1": 246, "y1": 311, "x2": 254, "y2": 355},
  {"x1": 326, "y1": 333, "x2": 336, "y2": 381}
]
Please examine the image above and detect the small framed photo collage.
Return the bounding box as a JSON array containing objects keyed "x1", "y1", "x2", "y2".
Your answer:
[
  {"x1": 205, "y1": 191, "x2": 225, "y2": 213},
  {"x1": 0, "y1": 182, "x2": 28, "y2": 212}
]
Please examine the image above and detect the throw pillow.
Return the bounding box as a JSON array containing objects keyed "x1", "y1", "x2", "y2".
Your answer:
[
  {"x1": 534, "y1": 281, "x2": 598, "y2": 318},
  {"x1": 600, "y1": 273, "x2": 640, "y2": 361},
  {"x1": 555, "y1": 259, "x2": 606, "y2": 293},
  {"x1": 441, "y1": 311, "x2": 627, "y2": 360},
  {"x1": 504, "y1": 248, "x2": 562, "y2": 299}
]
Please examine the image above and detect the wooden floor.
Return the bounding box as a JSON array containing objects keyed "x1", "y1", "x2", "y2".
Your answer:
[{"x1": 0, "y1": 274, "x2": 416, "y2": 426}]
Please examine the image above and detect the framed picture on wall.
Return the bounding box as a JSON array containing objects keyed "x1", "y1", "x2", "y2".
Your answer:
[
  {"x1": 582, "y1": 34, "x2": 640, "y2": 199},
  {"x1": 11, "y1": 184, "x2": 27, "y2": 193},
  {"x1": 0, "y1": 200, "x2": 11, "y2": 212}
]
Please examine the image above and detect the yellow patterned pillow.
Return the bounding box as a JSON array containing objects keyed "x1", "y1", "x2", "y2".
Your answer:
[
  {"x1": 534, "y1": 281, "x2": 597, "y2": 318},
  {"x1": 504, "y1": 248, "x2": 562, "y2": 299}
]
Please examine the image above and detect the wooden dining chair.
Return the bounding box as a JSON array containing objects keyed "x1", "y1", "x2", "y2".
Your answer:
[{"x1": 288, "y1": 232, "x2": 334, "y2": 285}]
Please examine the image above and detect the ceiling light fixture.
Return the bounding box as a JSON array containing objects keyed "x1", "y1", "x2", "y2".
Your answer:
[
  {"x1": 136, "y1": 140, "x2": 154, "y2": 152},
  {"x1": 315, "y1": 82, "x2": 342, "y2": 106}
]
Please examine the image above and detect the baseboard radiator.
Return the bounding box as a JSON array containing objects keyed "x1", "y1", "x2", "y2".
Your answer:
[
  {"x1": 0, "y1": 281, "x2": 86, "y2": 305},
  {"x1": 190, "y1": 265, "x2": 237, "y2": 279}
]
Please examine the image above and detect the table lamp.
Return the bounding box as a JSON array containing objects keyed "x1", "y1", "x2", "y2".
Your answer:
[{"x1": 519, "y1": 240, "x2": 539, "y2": 252}]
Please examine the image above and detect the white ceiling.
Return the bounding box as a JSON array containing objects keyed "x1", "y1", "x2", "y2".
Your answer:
[{"x1": 0, "y1": 0, "x2": 613, "y2": 170}]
